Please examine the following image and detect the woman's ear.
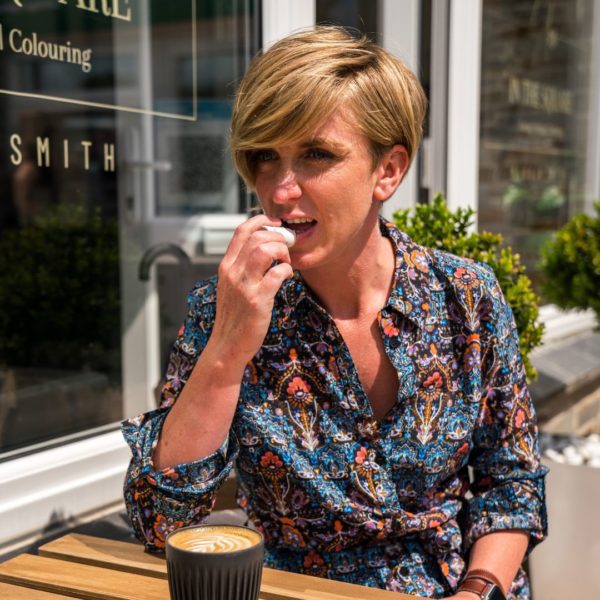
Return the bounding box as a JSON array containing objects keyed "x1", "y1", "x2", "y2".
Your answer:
[{"x1": 373, "y1": 144, "x2": 410, "y2": 202}]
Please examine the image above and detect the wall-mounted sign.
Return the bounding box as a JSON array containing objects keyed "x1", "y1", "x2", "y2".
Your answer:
[{"x1": 0, "y1": 0, "x2": 197, "y2": 121}]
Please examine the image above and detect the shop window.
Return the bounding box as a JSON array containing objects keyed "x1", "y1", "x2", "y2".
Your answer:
[
  {"x1": 0, "y1": 1, "x2": 258, "y2": 455},
  {"x1": 478, "y1": 0, "x2": 597, "y2": 287}
]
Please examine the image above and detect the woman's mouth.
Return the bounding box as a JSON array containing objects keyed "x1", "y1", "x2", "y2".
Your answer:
[{"x1": 282, "y1": 218, "x2": 317, "y2": 240}]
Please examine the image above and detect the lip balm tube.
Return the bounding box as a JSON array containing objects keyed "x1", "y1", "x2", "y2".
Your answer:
[{"x1": 261, "y1": 225, "x2": 296, "y2": 248}]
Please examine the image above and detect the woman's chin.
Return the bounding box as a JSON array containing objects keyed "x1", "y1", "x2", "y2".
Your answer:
[{"x1": 290, "y1": 249, "x2": 332, "y2": 274}]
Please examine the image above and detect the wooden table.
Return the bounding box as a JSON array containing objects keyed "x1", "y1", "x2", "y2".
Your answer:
[{"x1": 0, "y1": 533, "x2": 419, "y2": 599}]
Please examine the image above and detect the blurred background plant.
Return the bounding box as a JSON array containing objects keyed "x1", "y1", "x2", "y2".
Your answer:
[
  {"x1": 540, "y1": 202, "x2": 600, "y2": 324},
  {"x1": 393, "y1": 194, "x2": 544, "y2": 381},
  {"x1": 0, "y1": 204, "x2": 121, "y2": 376}
]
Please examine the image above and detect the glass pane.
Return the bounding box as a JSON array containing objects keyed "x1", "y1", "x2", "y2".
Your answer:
[
  {"x1": 154, "y1": 1, "x2": 256, "y2": 216},
  {"x1": 316, "y1": 0, "x2": 379, "y2": 41},
  {"x1": 0, "y1": 1, "x2": 258, "y2": 455},
  {"x1": 478, "y1": 0, "x2": 596, "y2": 287},
  {"x1": 0, "y1": 2, "x2": 121, "y2": 453}
]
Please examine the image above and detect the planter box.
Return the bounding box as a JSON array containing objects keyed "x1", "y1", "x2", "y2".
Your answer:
[{"x1": 529, "y1": 458, "x2": 600, "y2": 598}]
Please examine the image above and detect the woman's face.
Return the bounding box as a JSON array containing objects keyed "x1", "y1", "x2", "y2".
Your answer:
[{"x1": 253, "y1": 109, "x2": 401, "y2": 272}]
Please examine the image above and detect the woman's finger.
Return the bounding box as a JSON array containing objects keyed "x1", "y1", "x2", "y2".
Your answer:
[
  {"x1": 260, "y1": 261, "x2": 294, "y2": 297},
  {"x1": 241, "y1": 241, "x2": 291, "y2": 283},
  {"x1": 220, "y1": 215, "x2": 281, "y2": 270}
]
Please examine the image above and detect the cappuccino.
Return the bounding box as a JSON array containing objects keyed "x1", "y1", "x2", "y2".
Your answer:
[
  {"x1": 166, "y1": 525, "x2": 264, "y2": 600},
  {"x1": 168, "y1": 525, "x2": 261, "y2": 554}
]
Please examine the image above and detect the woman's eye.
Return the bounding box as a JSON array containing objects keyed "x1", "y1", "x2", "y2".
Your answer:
[
  {"x1": 252, "y1": 149, "x2": 277, "y2": 163},
  {"x1": 306, "y1": 148, "x2": 334, "y2": 160}
]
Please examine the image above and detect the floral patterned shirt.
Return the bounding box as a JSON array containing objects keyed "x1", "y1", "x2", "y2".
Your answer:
[{"x1": 122, "y1": 219, "x2": 547, "y2": 599}]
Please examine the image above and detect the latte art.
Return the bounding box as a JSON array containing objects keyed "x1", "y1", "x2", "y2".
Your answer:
[{"x1": 168, "y1": 526, "x2": 261, "y2": 554}]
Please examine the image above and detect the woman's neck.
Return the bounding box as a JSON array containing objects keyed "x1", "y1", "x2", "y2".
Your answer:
[{"x1": 300, "y1": 219, "x2": 396, "y2": 320}]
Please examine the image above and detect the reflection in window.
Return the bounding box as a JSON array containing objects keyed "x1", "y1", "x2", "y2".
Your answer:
[
  {"x1": 0, "y1": 1, "x2": 259, "y2": 454},
  {"x1": 478, "y1": 0, "x2": 595, "y2": 287},
  {"x1": 0, "y1": 109, "x2": 121, "y2": 454},
  {"x1": 316, "y1": 0, "x2": 379, "y2": 41},
  {"x1": 154, "y1": 0, "x2": 259, "y2": 216}
]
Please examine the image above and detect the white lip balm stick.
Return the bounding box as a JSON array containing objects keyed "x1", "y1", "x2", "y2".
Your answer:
[{"x1": 261, "y1": 225, "x2": 296, "y2": 248}]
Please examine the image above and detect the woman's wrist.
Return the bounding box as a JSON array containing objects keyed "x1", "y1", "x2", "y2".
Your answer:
[
  {"x1": 199, "y1": 338, "x2": 249, "y2": 386},
  {"x1": 463, "y1": 569, "x2": 505, "y2": 593},
  {"x1": 457, "y1": 574, "x2": 507, "y2": 600}
]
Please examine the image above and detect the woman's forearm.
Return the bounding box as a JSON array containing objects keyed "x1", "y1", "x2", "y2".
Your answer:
[
  {"x1": 153, "y1": 339, "x2": 247, "y2": 469},
  {"x1": 463, "y1": 529, "x2": 529, "y2": 595}
]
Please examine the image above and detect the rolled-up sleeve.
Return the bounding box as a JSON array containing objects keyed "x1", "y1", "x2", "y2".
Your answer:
[
  {"x1": 121, "y1": 279, "x2": 239, "y2": 551},
  {"x1": 464, "y1": 276, "x2": 548, "y2": 554}
]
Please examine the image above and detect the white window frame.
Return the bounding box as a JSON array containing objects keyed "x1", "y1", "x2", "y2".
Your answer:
[
  {"x1": 262, "y1": 0, "x2": 315, "y2": 48},
  {"x1": 446, "y1": 0, "x2": 482, "y2": 219},
  {"x1": 0, "y1": 429, "x2": 130, "y2": 553}
]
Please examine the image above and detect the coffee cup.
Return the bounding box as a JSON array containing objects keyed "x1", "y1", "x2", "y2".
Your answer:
[{"x1": 166, "y1": 524, "x2": 264, "y2": 600}]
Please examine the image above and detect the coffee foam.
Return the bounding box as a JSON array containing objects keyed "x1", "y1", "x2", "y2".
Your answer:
[{"x1": 168, "y1": 526, "x2": 261, "y2": 554}]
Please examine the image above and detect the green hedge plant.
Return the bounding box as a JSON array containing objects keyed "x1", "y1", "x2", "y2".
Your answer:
[
  {"x1": 540, "y1": 202, "x2": 600, "y2": 322},
  {"x1": 393, "y1": 194, "x2": 544, "y2": 381}
]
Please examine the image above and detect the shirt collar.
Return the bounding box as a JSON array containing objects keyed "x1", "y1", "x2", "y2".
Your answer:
[
  {"x1": 281, "y1": 217, "x2": 434, "y2": 330},
  {"x1": 379, "y1": 217, "x2": 435, "y2": 329}
]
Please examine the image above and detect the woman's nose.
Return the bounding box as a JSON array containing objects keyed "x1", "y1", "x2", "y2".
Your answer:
[{"x1": 272, "y1": 169, "x2": 301, "y2": 204}]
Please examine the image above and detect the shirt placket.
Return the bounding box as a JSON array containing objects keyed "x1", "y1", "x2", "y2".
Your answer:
[{"x1": 301, "y1": 295, "x2": 405, "y2": 515}]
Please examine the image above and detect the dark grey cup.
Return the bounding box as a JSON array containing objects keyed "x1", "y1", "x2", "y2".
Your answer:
[{"x1": 166, "y1": 525, "x2": 264, "y2": 600}]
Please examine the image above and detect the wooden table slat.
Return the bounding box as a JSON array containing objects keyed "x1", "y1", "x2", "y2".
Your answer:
[
  {"x1": 0, "y1": 554, "x2": 340, "y2": 600},
  {"x1": 0, "y1": 554, "x2": 169, "y2": 600},
  {"x1": 37, "y1": 533, "x2": 417, "y2": 599},
  {"x1": 39, "y1": 533, "x2": 167, "y2": 579},
  {"x1": 0, "y1": 581, "x2": 74, "y2": 599},
  {"x1": 260, "y1": 569, "x2": 413, "y2": 600}
]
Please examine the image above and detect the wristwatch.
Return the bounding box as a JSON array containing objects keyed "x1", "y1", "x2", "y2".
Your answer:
[{"x1": 459, "y1": 577, "x2": 507, "y2": 600}]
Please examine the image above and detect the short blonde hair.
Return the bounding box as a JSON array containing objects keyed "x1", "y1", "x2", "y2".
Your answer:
[{"x1": 230, "y1": 26, "x2": 427, "y2": 188}]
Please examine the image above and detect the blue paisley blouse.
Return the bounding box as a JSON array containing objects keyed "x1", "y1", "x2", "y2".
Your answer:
[{"x1": 122, "y1": 219, "x2": 547, "y2": 599}]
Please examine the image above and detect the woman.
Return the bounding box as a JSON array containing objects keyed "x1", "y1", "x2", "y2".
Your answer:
[{"x1": 123, "y1": 27, "x2": 547, "y2": 599}]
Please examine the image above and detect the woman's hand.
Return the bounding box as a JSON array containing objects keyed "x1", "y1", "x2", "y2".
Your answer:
[
  {"x1": 153, "y1": 215, "x2": 293, "y2": 468},
  {"x1": 444, "y1": 593, "x2": 477, "y2": 599},
  {"x1": 209, "y1": 214, "x2": 294, "y2": 365}
]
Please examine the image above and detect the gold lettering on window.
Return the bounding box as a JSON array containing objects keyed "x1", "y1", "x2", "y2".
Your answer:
[
  {"x1": 7, "y1": 134, "x2": 116, "y2": 173},
  {"x1": 56, "y1": 0, "x2": 131, "y2": 22},
  {"x1": 508, "y1": 76, "x2": 572, "y2": 115},
  {"x1": 63, "y1": 139, "x2": 70, "y2": 169},
  {"x1": 6, "y1": 29, "x2": 93, "y2": 73},
  {"x1": 81, "y1": 140, "x2": 92, "y2": 170},
  {"x1": 104, "y1": 143, "x2": 115, "y2": 172},
  {"x1": 10, "y1": 134, "x2": 23, "y2": 166},
  {"x1": 37, "y1": 137, "x2": 50, "y2": 167}
]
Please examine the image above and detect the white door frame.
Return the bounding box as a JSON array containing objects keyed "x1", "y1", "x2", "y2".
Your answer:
[
  {"x1": 446, "y1": 0, "x2": 482, "y2": 219},
  {"x1": 262, "y1": 0, "x2": 315, "y2": 49}
]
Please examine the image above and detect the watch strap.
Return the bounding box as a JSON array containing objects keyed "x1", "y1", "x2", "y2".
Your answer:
[
  {"x1": 459, "y1": 577, "x2": 507, "y2": 600},
  {"x1": 465, "y1": 569, "x2": 505, "y2": 592}
]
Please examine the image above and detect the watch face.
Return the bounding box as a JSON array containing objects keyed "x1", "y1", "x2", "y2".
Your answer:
[{"x1": 484, "y1": 585, "x2": 506, "y2": 600}]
